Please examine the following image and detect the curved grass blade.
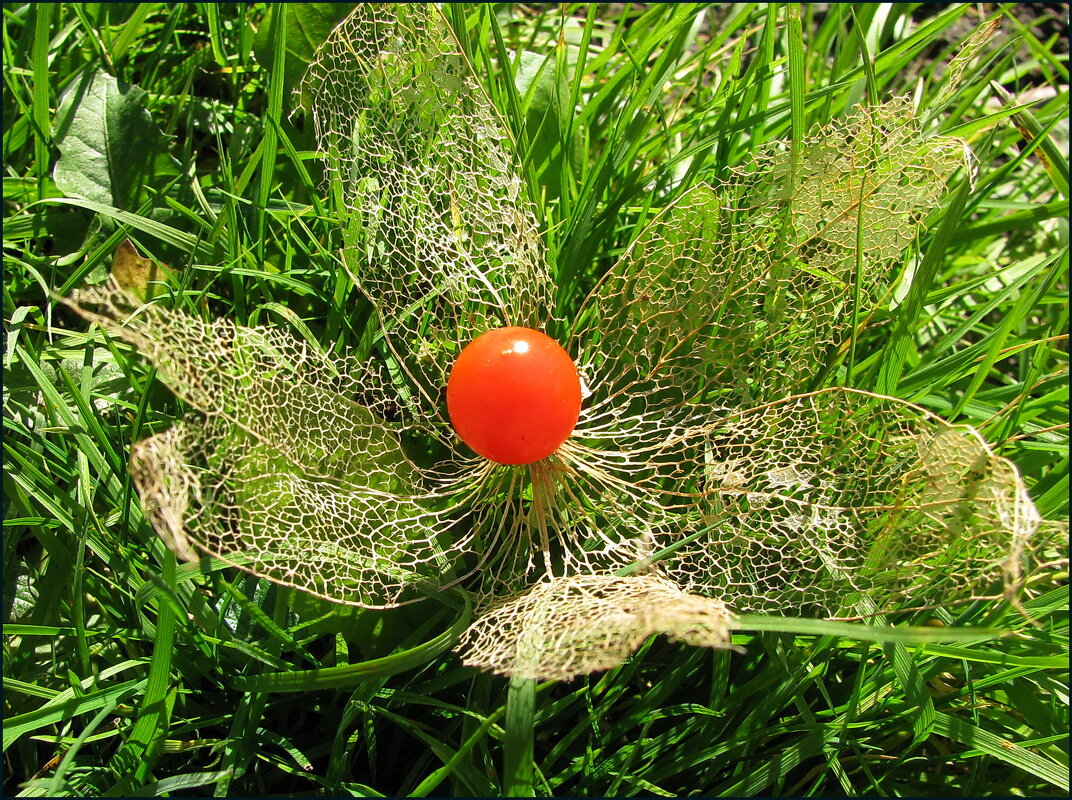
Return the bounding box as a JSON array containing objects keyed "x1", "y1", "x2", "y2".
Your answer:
[{"x1": 231, "y1": 591, "x2": 471, "y2": 692}]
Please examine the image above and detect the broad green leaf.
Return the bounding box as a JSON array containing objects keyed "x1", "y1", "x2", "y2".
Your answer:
[
  {"x1": 513, "y1": 48, "x2": 583, "y2": 203},
  {"x1": 253, "y1": 3, "x2": 357, "y2": 112},
  {"x1": 52, "y1": 68, "x2": 181, "y2": 211}
]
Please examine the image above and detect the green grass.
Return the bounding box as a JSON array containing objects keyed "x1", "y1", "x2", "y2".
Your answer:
[{"x1": 3, "y1": 3, "x2": 1068, "y2": 796}]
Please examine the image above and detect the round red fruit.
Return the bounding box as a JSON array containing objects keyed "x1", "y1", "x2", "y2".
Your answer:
[{"x1": 446, "y1": 327, "x2": 582, "y2": 465}]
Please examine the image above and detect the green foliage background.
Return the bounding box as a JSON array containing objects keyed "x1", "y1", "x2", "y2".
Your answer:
[{"x1": 3, "y1": 3, "x2": 1068, "y2": 796}]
